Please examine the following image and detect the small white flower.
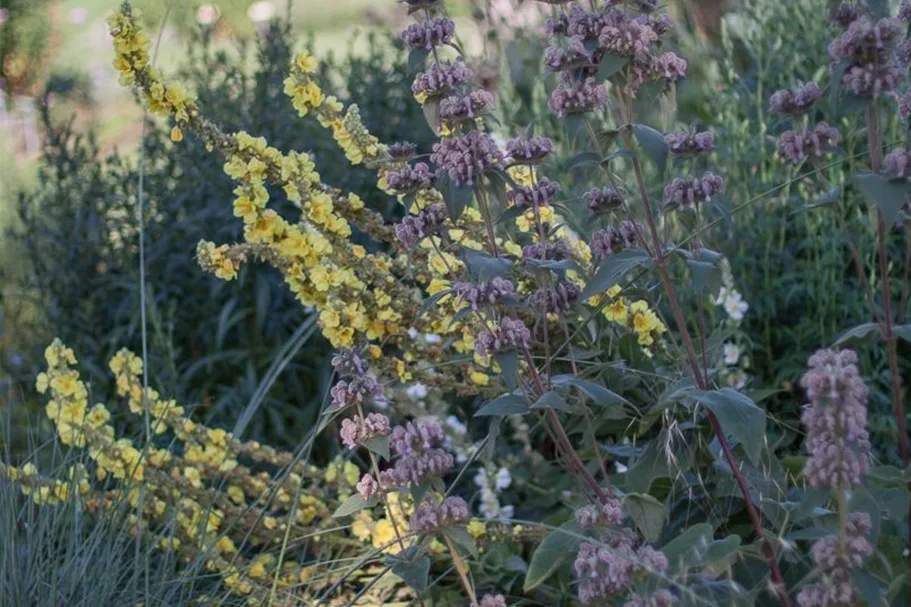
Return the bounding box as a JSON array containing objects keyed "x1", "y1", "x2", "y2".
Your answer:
[
  {"x1": 405, "y1": 383, "x2": 428, "y2": 401},
  {"x1": 494, "y1": 467, "x2": 512, "y2": 490},
  {"x1": 722, "y1": 290, "x2": 749, "y2": 321},
  {"x1": 407, "y1": 327, "x2": 420, "y2": 339},
  {"x1": 726, "y1": 369, "x2": 748, "y2": 390},
  {"x1": 473, "y1": 468, "x2": 489, "y2": 488},
  {"x1": 723, "y1": 342, "x2": 741, "y2": 366},
  {"x1": 500, "y1": 504, "x2": 515, "y2": 519},
  {"x1": 615, "y1": 462, "x2": 628, "y2": 473},
  {"x1": 424, "y1": 333, "x2": 442, "y2": 344}
]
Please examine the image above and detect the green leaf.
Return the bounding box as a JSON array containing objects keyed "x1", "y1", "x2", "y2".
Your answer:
[
  {"x1": 422, "y1": 95, "x2": 441, "y2": 135},
  {"x1": 566, "y1": 151, "x2": 602, "y2": 173},
  {"x1": 692, "y1": 388, "x2": 767, "y2": 465},
  {"x1": 700, "y1": 535, "x2": 741, "y2": 568},
  {"x1": 855, "y1": 171, "x2": 911, "y2": 227},
  {"x1": 408, "y1": 47, "x2": 430, "y2": 75},
  {"x1": 438, "y1": 174, "x2": 473, "y2": 220},
  {"x1": 893, "y1": 325, "x2": 911, "y2": 343},
  {"x1": 595, "y1": 129, "x2": 620, "y2": 152},
  {"x1": 551, "y1": 374, "x2": 629, "y2": 416},
  {"x1": 360, "y1": 435, "x2": 390, "y2": 461},
  {"x1": 531, "y1": 390, "x2": 572, "y2": 413},
  {"x1": 852, "y1": 569, "x2": 886, "y2": 607},
  {"x1": 496, "y1": 350, "x2": 519, "y2": 391},
  {"x1": 597, "y1": 54, "x2": 628, "y2": 80},
  {"x1": 332, "y1": 494, "x2": 378, "y2": 518},
  {"x1": 444, "y1": 527, "x2": 479, "y2": 558},
  {"x1": 391, "y1": 554, "x2": 431, "y2": 592},
  {"x1": 416, "y1": 289, "x2": 452, "y2": 318},
  {"x1": 835, "y1": 322, "x2": 881, "y2": 345},
  {"x1": 462, "y1": 248, "x2": 512, "y2": 280},
  {"x1": 475, "y1": 393, "x2": 529, "y2": 417},
  {"x1": 686, "y1": 258, "x2": 721, "y2": 294},
  {"x1": 623, "y1": 493, "x2": 666, "y2": 542},
  {"x1": 411, "y1": 483, "x2": 432, "y2": 506},
  {"x1": 632, "y1": 124, "x2": 668, "y2": 174},
  {"x1": 580, "y1": 248, "x2": 655, "y2": 300},
  {"x1": 662, "y1": 523, "x2": 713, "y2": 572},
  {"x1": 524, "y1": 521, "x2": 583, "y2": 591}
]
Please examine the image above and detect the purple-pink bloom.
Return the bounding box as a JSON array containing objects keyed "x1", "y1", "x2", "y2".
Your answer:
[
  {"x1": 400, "y1": 17, "x2": 455, "y2": 50},
  {"x1": 665, "y1": 130, "x2": 715, "y2": 157},
  {"x1": 412, "y1": 59, "x2": 473, "y2": 98},
  {"x1": 776, "y1": 122, "x2": 840, "y2": 165},
  {"x1": 430, "y1": 131, "x2": 504, "y2": 187},
  {"x1": 506, "y1": 135, "x2": 554, "y2": 164},
  {"x1": 339, "y1": 413, "x2": 390, "y2": 449},
  {"x1": 800, "y1": 349, "x2": 871, "y2": 489},
  {"x1": 548, "y1": 76, "x2": 608, "y2": 117},
  {"x1": 768, "y1": 82, "x2": 822, "y2": 116},
  {"x1": 883, "y1": 148, "x2": 911, "y2": 179},
  {"x1": 663, "y1": 172, "x2": 725, "y2": 210},
  {"x1": 474, "y1": 317, "x2": 532, "y2": 361}
]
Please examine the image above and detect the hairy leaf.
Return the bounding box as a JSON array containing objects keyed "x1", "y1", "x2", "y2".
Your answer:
[
  {"x1": 524, "y1": 520, "x2": 584, "y2": 591},
  {"x1": 692, "y1": 388, "x2": 766, "y2": 465}
]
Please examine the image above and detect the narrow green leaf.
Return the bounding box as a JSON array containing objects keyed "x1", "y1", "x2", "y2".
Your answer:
[
  {"x1": 462, "y1": 248, "x2": 513, "y2": 280},
  {"x1": 700, "y1": 535, "x2": 741, "y2": 567},
  {"x1": 835, "y1": 322, "x2": 881, "y2": 345},
  {"x1": 408, "y1": 47, "x2": 430, "y2": 75},
  {"x1": 855, "y1": 171, "x2": 911, "y2": 227},
  {"x1": 531, "y1": 390, "x2": 572, "y2": 413},
  {"x1": 475, "y1": 393, "x2": 529, "y2": 417},
  {"x1": 632, "y1": 124, "x2": 668, "y2": 173},
  {"x1": 580, "y1": 248, "x2": 654, "y2": 300},
  {"x1": 524, "y1": 520, "x2": 583, "y2": 591},
  {"x1": 893, "y1": 324, "x2": 911, "y2": 343},
  {"x1": 551, "y1": 374, "x2": 629, "y2": 416},
  {"x1": 623, "y1": 493, "x2": 666, "y2": 542},
  {"x1": 566, "y1": 151, "x2": 602, "y2": 173},
  {"x1": 692, "y1": 388, "x2": 766, "y2": 465},
  {"x1": 332, "y1": 494, "x2": 378, "y2": 518},
  {"x1": 496, "y1": 350, "x2": 519, "y2": 391},
  {"x1": 445, "y1": 527, "x2": 479, "y2": 558},
  {"x1": 423, "y1": 96, "x2": 441, "y2": 135}
]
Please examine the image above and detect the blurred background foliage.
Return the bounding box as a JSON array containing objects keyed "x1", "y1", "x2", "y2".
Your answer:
[{"x1": 1, "y1": 0, "x2": 908, "y2": 465}]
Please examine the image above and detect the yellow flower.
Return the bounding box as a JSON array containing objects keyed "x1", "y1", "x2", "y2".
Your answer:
[
  {"x1": 295, "y1": 52, "x2": 319, "y2": 73},
  {"x1": 470, "y1": 370, "x2": 490, "y2": 386},
  {"x1": 467, "y1": 519, "x2": 486, "y2": 540},
  {"x1": 170, "y1": 126, "x2": 183, "y2": 142}
]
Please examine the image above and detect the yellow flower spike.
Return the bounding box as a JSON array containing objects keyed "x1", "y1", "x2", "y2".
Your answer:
[{"x1": 170, "y1": 126, "x2": 183, "y2": 142}]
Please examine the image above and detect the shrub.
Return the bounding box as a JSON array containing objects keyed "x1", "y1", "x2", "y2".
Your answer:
[{"x1": 3, "y1": 1, "x2": 909, "y2": 606}]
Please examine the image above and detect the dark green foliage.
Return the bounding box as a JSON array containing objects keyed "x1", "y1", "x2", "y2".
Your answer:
[{"x1": 1, "y1": 23, "x2": 434, "y2": 451}]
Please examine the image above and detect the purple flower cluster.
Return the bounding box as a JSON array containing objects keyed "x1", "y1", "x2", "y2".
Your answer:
[
  {"x1": 768, "y1": 82, "x2": 823, "y2": 116},
  {"x1": 530, "y1": 281, "x2": 582, "y2": 313},
  {"x1": 400, "y1": 16, "x2": 455, "y2": 50},
  {"x1": 797, "y1": 513, "x2": 873, "y2": 607},
  {"x1": 430, "y1": 130, "x2": 504, "y2": 187},
  {"x1": 544, "y1": 36, "x2": 594, "y2": 71},
  {"x1": 590, "y1": 221, "x2": 642, "y2": 259},
  {"x1": 412, "y1": 59, "x2": 473, "y2": 99},
  {"x1": 548, "y1": 76, "x2": 608, "y2": 117},
  {"x1": 665, "y1": 130, "x2": 715, "y2": 157},
  {"x1": 330, "y1": 376, "x2": 383, "y2": 410},
  {"x1": 800, "y1": 349, "x2": 871, "y2": 489},
  {"x1": 828, "y1": 15, "x2": 903, "y2": 97},
  {"x1": 585, "y1": 186, "x2": 626, "y2": 213},
  {"x1": 776, "y1": 123, "x2": 840, "y2": 165},
  {"x1": 440, "y1": 90, "x2": 495, "y2": 123},
  {"x1": 331, "y1": 349, "x2": 369, "y2": 377},
  {"x1": 506, "y1": 136, "x2": 554, "y2": 164},
  {"x1": 381, "y1": 418, "x2": 455, "y2": 486},
  {"x1": 522, "y1": 239, "x2": 573, "y2": 263},
  {"x1": 409, "y1": 496, "x2": 469, "y2": 534},
  {"x1": 452, "y1": 277, "x2": 515, "y2": 311},
  {"x1": 883, "y1": 147, "x2": 911, "y2": 179},
  {"x1": 508, "y1": 177, "x2": 560, "y2": 209},
  {"x1": 475, "y1": 317, "x2": 532, "y2": 361},
  {"x1": 478, "y1": 595, "x2": 508, "y2": 607},
  {"x1": 388, "y1": 141, "x2": 417, "y2": 160},
  {"x1": 339, "y1": 412, "x2": 390, "y2": 450},
  {"x1": 575, "y1": 498, "x2": 625, "y2": 528},
  {"x1": 830, "y1": 3, "x2": 859, "y2": 29},
  {"x1": 395, "y1": 204, "x2": 447, "y2": 248},
  {"x1": 663, "y1": 172, "x2": 725, "y2": 211},
  {"x1": 574, "y1": 539, "x2": 670, "y2": 605},
  {"x1": 385, "y1": 162, "x2": 434, "y2": 194},
  {"x1": 356, "y1": 473, "x2": 380, "y2": 499}
]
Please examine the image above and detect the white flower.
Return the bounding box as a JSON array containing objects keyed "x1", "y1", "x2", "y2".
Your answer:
[
  {"x1": 721, "y1": 289, "x2": 749, "y2": 321},
  {"x1": 725, "y1": 369, "x2": 748, "y2": 390},
  {"x1": 405, "y1": 383, "x2": 428, "y2": 401},
  {"x1": 494, "y1": 467, "x2": 512, "y2": 490},
  {"x1": 723, "y1": 342, "x2": 741, "y2": 366},
  {"x1": 424, "y1": 333, "x2": 442, "y2": 344},
  {"x1": 615, "y1": 462, "x2": 628, "y2": 473},
  {"x1": 407, "y1": 327, "x2": 420, "y2": 339},
  {"x1": 473, "y1": 468, "x2": 489, "y2": 488}
]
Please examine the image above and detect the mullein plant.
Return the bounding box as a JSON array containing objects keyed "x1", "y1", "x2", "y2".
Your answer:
[{"x1": 5, "y1": 1, "x2": 911, "y2": 606}]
